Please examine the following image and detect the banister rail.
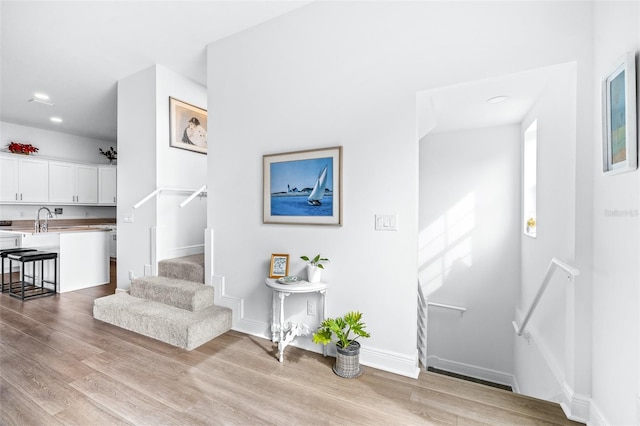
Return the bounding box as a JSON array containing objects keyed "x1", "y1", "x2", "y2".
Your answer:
[
  {"x1": 513, "y1": 257, "x2": 580, "y2": 338},
  {"x1": 179, "y1": 185, "x2": 207, "y2": 208},
  {"x1": 133, "y1": 187, "x2": 203, "y2": 209},
  {"x1": 428, "y1": 301, "x2": 467, "y2": 315}
]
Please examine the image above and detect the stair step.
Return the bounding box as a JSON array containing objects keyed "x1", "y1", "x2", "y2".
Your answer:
[
  {"x1": 158, "y1": 254, "x2": 204, "y2": 283},
  {"x1": 93, "y1": 292, "x2": 232, "y2": 350},
  {"x1": 131, "y1": 275, "x2": 214, "y2": 312}
]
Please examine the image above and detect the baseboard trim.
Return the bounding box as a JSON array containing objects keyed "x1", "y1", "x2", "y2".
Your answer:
[
  {"x1": 559, "y1": 382, "x2": 590, "y2": 423},
  {"x1": 361, "y1": 346, "x2": 420, "y2": 379},
  {"x1": 588, "y1": 400, "x2": 608, "y2": 426},
  {"x1": 524, "y1": 324, "x2": 589, "y2": 424},
  {"x1": 210, "y1": 274, "x2": 419, "y2": 378},
  {"x1": 427, "y1": 355, "x2": 515, "y2": 389}
]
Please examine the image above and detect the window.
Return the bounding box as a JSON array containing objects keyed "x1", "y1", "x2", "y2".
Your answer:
[{"x1": 523, "y1": 120, "x2": 537, "y2": 238}]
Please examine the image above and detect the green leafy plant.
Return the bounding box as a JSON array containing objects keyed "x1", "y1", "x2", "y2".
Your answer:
[
  {"x1": 99, "y1": 146, "x2": 117, "y2": 161},
  {"x1": 300, "y1": 254, "x2": 330, "y2": 269},
  {"x1": 313, "y1": 311, "x2": 370, "y2": 349}
]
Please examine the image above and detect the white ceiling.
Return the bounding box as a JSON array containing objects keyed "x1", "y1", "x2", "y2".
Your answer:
[
  {"x1": 417, "y1": 64, "x2": 571, "y2": 140},
  {"x1": 2, "y1": 1, "x2": 569, "y2": 145},
  {"x1": 0, "y1": 1, "x2": 310, "y2": 142}
]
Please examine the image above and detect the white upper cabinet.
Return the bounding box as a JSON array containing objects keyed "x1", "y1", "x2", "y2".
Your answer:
[
  {"x1": 1, "y1": 153, "x2": 112, "y2": 205},
  {"x1": 76, "y1": 165, "x2": 98, "y2": 203},
  {"x1": 49, "y1": 161, "x2": 98, "y2": 204},
  {"x1": 98, "y1": 166, "x2": 117, "y2": 205},
  {"x1": 0, "y1": 154, "x2": 49, "y2": 202}
]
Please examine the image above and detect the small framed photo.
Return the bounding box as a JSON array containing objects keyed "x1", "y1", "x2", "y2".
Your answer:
[
  {"x1": 263, "y1": 146, "x2": 342, "y2": 225},
  {"x1": 602, "y1": 52, "x2": 637, "y2": 175},
  {"x1": 269, "y1": 254, "x2": 290, "y2": 278},
  {"x1": 169, "y1": 97, "x2": 208, "y2": 154}
]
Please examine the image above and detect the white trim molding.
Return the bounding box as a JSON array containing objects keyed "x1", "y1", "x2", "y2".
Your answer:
[
  {"x1": 525, "y1": 323, "x2": 590, "y2": 424},
  {"x1": 361, "y1": 346, "x2": 420, "y2": 379},
  {"x1": 588, "y1": 400, "x2": 609, "y2": 426},
  {"x1": 209, "y1": 278, "x2": 420, "y2": 378}
]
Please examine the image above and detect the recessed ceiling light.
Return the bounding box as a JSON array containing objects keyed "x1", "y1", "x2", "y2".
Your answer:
[
  {"x1": 34, "y1": 93, "x2": 50, "y2": 101},
  {"x1": 487, "y1": 96, "x2": 508, "y2": 104},
  {"x1": 50, "y1": 117, "x2": 63, "y2": 123}
]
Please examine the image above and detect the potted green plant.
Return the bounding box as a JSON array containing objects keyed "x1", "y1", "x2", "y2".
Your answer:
[
  {"x1": 313, "y1": 311, "x2": 370, "y2": 378},
  {"x1": 300, "y1": 254, "x2": 329, "y2": 283}
]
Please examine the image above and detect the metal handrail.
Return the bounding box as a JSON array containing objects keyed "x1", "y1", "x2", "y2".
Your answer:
[
  {"x1": 132, "y1": 187, "x2": 202, "y2": 209},
  {"x1": 428, "y1": 301, "x2": 467, "y2": 314},
  {"x1": 513, "y1": 257, "x2": 580, "y2": 337},
  {"x1": 179, "y1": 185, "x2": 207, "y2": 208}
]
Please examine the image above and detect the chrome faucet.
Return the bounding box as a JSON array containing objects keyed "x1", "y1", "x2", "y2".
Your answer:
[{"x1": 35, "y1": 207, "x2": 54, "y2": 232}]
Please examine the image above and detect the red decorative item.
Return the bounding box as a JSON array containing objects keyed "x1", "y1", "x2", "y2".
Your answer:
[{"x1": 7, "y1": 142, "x2": 39, "y2": 155}]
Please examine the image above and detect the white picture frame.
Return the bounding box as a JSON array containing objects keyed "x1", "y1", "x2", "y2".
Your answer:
[{"x1": 602, "y1": 52, "x2": 637, "y2": 175}]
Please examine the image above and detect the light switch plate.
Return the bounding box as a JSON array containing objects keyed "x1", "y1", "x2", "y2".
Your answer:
[
  {"x1": 123, "y1": 213, "x2": 134, "y2": 223},
  {"x1": 375, "y1": 214, "x2": 398, "y2": 231}
]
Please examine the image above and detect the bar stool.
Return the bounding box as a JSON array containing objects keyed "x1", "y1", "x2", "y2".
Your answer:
[
  {"x1": 6, "y1": 250, "x2": 58, "y2": 300},
  {"x1": 1, "y1": 248, "x2": 36, "y2": 293}
]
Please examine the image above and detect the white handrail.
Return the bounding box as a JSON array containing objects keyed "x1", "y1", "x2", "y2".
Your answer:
[
  {"x1": 179, "y1": 185, "x2": 207, "y2": 208},
  {"x1": 513, "y1": 257, "x2": 580, "y2": 338},
  {"x1": 133, "y1": 187, "x2": 201, "y2": 209},
  {"x1": 428, "y1": 301, "x2": 467, "y2": 314}
]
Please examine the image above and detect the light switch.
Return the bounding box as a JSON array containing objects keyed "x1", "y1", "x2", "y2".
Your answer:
[
  {"x1": 123, "y1": 213, "x2": 134, "y2": 223},
  {"x1": 375, "y1": 214, "x2": 398, "y2": 231}
]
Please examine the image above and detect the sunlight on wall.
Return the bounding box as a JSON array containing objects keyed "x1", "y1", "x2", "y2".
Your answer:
[{"x1": 418, "y1": 192, "x2": 475, "y2": 296}]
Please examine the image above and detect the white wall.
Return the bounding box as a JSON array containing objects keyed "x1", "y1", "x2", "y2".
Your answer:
[
  {"x1": 117, "y1": 65, "x2": 207, "y2": 289},
  {"x1": 117, "y1": 66, "x2": 158, "y2": 288},
  {"x1": 206, "y1": 1, "x2": 593, "y2": 378},
  {"x1": 419, "y1": 125, "x2": 520, "y2": 386},
  {"x1": 0, "y1": 121, "x2": 115, "y2": 163},
  {"x1": 591, "y1": 2, "x2": 640, "y2": 425},
  {"x1": 155, "y1": 66, "x2": 207, "y2": 261},
  {"x1": 515, "y1": 62, "x2": 583, "y2": 415},
  {"x1": 0, "y1": 121, "x2": 117, "y2": 220}
]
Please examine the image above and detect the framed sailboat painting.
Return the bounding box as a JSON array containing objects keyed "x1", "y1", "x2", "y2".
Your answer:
[{"x1": 263, "y1": 146, "x2": 342, "y2": 225}]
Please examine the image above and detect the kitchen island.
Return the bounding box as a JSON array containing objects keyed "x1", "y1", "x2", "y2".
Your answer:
[{"x1": 0, "y1": 226, "x2": 110, "y2": 293}]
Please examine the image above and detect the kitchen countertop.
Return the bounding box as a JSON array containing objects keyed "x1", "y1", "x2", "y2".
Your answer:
[
  {"x1": 0, "y1": 218, "x2": 115, "y2": 236},
  {"x1": 0, "y1": 225, "x2": 111, "y2": 235}
]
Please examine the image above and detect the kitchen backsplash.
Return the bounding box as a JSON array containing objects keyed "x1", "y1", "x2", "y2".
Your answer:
[{"x1": 0, "y1": 204, "x2": 116, "y2": 220}]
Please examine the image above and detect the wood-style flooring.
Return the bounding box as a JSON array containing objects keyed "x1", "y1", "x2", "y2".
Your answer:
[{"x1": 0, "y1": 266, "x2": 582, "y2": 425}]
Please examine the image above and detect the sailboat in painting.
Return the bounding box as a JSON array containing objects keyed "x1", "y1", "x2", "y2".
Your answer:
[{"x1": 307, "y1": 165, "x2": 328, "y2": 206}]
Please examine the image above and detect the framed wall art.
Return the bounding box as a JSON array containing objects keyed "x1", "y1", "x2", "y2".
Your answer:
[
  {"x1": 169, "y1": 97, "x2": 208, "y2": 154},
  {"x1": 263, "y1": 146, "x2": 342, "y2": 225},
  {"x1": 269, "y1": 254, "x2": 290, "y2": 278},
  {"x1": 602, "y1": 52, "x2": 637, "y2": 175}
]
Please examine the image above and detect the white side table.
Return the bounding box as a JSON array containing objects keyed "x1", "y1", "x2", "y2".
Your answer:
[{"x1": 264, "y1": 278, "x2": 328, "y2": 362}]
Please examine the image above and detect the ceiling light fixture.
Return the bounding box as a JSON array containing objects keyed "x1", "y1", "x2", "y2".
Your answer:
[
  {"x1": 486, "y1": 95, "x2": 508, "y2": 104},
  {"x1": 34, "y1": 93, "x2": 50, "y2": 100},
  {"x1": 50, "y1": 117, "x2": 63, "y2": 123}
]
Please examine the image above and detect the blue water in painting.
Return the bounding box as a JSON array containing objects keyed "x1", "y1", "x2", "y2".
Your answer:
[{"x1": 271, "y1": 195, "x2": 333, "y2": 216}]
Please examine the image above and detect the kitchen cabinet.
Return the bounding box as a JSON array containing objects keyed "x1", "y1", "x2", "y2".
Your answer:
[
  {"x1": 49, "y1": 161, "x2": 98, "y2": 204},
  {"x1": 1, "y1": 227, "x2": 110, "y2": 293},
  {"x1": 98, "y1": 166, "x2": 117, "y2": 205},
  {"x1": 0, "y1": 154, "x2": 49, "y2": 202}
]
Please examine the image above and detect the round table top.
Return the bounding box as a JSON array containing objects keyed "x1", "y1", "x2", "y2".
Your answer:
[{"x1": 265, "y1": 277, "x2": 329, "y2": 293}]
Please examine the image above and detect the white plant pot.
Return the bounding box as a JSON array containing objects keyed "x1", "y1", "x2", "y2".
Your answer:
[{"x1": 307, "y1": 265, "x2": 322, "y2": 283}]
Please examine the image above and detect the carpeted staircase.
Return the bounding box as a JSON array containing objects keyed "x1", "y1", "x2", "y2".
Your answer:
[{"x1": 93, "y1": 254, "x2": 232, "y2": 350}]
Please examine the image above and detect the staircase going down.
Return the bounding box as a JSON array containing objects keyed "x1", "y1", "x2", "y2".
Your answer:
[{"x1": 93, "y1": 254, "x2": 232, "y2": 350}]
